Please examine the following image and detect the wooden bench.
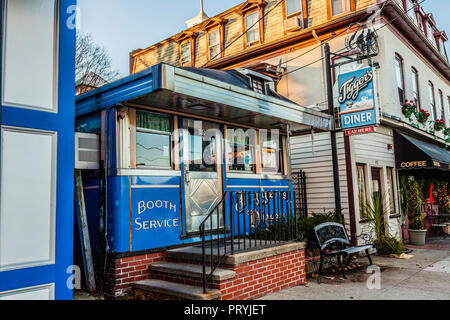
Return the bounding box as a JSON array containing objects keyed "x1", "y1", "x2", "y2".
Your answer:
[{"x1": 314, "y1": 222, "x2": 375, "y2": 279}]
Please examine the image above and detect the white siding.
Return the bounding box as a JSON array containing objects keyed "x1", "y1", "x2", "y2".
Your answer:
[{"x1": 290, "y1": 131, "x2": 350, "y2": 227}]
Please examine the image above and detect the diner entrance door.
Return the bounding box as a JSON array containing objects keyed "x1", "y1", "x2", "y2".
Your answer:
[{"x1": 182, "y1": 118, "x2": 224, "y2": 234}]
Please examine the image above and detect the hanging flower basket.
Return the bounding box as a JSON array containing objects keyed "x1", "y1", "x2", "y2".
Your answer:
[
  {"x1": 402, "y1": 100, "x2": 416, "y2": 119},
  {"x1": 416, "y1": 109, "x2": 430, "y2": 124},
  {"x1": 434, "y1": 119, "x2": 445, "y2": 132}
]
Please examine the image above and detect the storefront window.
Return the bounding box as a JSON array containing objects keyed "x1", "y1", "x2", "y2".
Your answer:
[
  {"x1": 136, "y1": 111, "x2": 172, "y2": 168},
  {"x1": 356, "y1": 163, "x2": 368, "y2": 218},
  {"x1": 261, "y1": 131, "x2": 283, "y2": 173},
  {"x1": 227, "y1": 127, "x2": 256, "y2": 172},
  {"x1": 386, "y1": 167, "x2": 397, "y2": 213}
]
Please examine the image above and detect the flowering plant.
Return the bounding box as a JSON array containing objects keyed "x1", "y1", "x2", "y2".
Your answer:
[
  {"x1": 402, "y1": 100, "x2": 416, "y2": 118},
  {"x1": 416, "y1": 109, "x2": 430, "y2": 123},
  {"x1": 444, "y1": 127, "x2": 450, "y2": 136},
  {"x1": 434, "y1": 119, "x2": 445, "y2": 132}
]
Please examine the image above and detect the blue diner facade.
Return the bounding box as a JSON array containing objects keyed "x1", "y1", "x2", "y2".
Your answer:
[{"x1": 75, "y1": 63, "x2": 330, "y2": 296}]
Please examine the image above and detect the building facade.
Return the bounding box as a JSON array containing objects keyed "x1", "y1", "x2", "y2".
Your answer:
[
  {"x1": 0, "y1": 0, "x2": 77, "y2": 300},
  {"x1": 130, "y1": 0, "x2": 450, "y2": 244}
]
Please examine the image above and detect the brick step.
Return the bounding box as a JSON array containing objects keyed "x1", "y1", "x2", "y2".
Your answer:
[
  {"x1": 150, "y1": 261, "x2": 236, "y2": 282},
  {"x1": 132, "y1": 279, "x2": 221, "y2": 300}
]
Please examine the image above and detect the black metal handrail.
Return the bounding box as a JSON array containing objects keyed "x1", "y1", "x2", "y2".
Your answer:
[{"x1": 199, "y1": 189, "x2": 298, "y2": 293}]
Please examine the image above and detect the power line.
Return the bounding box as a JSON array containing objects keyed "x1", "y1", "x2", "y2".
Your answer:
[
  {"x1": 280, "y1": 0, "x2": 426, "y2": 78},
  {"x1": 201, "y1": 0, "x2": 284, "y2": 68}
]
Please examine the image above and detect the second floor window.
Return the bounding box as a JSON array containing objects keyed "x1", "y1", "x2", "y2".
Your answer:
[
  {"x1": 428, "y1": 82, "x2": 436, "y2": 121},
  {"x1": 411, "y1": 67, "x2": 420, "y2": 108},
  {"x1": 286, "y1": 0, "x2": 302, "y2": 17},
  {"x1": 245, "y1": 11, "x2": 260, "y2": 46},
  {"x1": 395, "y1": 55, "x2": 405, "y2": 105},
  {"x1": 180, "y1": 41, "x2": 192, "y2": 67},
  {"x1": 438, "y1": 89, "x2": 444, "y2": 120},
  {"x1": 208, "y1": 28, "x2": 220, "y2": 61},
  {"x1": 427, "y1": 23, "x2": 435, "y2": 46},
  {"x1": 406, "y1": 0, "x2": 416, "y2": 23},
  {"x1": 331, "y1": 0, "x2": 351, "y2": 17}
]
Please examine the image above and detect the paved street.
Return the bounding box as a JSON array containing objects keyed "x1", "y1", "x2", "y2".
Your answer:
[{"x1": 258, "y1": 246, "x2": 450, "y2": 300}]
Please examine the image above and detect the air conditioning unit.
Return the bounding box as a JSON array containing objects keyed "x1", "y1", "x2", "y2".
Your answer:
[
  {"x1": 75, "y1": 132, "x2": 100, "y2": 169},
  {"x1": 285, "y1": 15, "x2": 302, "y2": 32}
]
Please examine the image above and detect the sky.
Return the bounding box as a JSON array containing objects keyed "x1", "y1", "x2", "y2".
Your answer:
[{"x1": 77, "y1": 0, "x2": 450, "y2": 78}]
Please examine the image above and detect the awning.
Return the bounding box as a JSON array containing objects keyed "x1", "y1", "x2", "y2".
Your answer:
[
  {"x1": 76, "y1": 63, "x2": 331, "y2": 133},
  {"x1": 394, "y1": 131, "x2": 450, "y2": 171}
]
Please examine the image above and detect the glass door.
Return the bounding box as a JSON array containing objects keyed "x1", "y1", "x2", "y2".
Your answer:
[{"x1": 182, "y1": 118, "x2": 224, "y2": 233}]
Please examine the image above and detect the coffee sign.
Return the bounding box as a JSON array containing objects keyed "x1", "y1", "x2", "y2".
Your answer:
[{"x1": 338, "y1": 66, "x2": 378, "y2": 129}]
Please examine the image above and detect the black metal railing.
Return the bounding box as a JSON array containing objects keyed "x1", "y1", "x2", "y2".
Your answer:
[
  {"x1": 292, "y1": 171, "x2": 308, "y2": 218},
  {"x1": 199, "y1": 190, "x2": 298, "y2": 292}
]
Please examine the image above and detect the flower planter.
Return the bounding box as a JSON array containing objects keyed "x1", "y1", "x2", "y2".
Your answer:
[
  {"x1": 444, "y1": 223, "x2": 450, "y2": 235},
  {"x1": 408, "y1": 229, "x2": 427, "y2": 246}
]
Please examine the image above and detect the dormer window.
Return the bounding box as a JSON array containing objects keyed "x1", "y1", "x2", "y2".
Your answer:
[
  {"x1": 180, "y1": 41, "x2": 192, "y2": 66},
  {"x1": 245, "y1": 11, "x2": 260, "y2": 46},
  {"x1": 208, "y1": 28, "x2": 221, "y2": 61}
]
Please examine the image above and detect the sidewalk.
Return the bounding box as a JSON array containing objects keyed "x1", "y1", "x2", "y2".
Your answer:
[{"x1": 257, "y1": 247, "x2": 450, "y2": 300}]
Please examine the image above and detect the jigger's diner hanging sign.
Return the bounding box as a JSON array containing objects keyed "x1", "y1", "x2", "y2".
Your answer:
[{"x1": 338, "y1": 66, "x2": 378, "y2": 129}]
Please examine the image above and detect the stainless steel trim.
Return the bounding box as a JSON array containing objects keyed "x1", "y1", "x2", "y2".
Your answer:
[
  {"x1": 226, "y1": 172, "x2": 289, "y2": 180},
  {"x1": 113, "y1": 168, "x2": 182, "y2": 177}
]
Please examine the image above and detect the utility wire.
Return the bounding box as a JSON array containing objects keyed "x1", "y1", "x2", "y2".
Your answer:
[
  {"x1": 280, "y1": 0, "x2": 426, "y2": 78},
  {"x1": 201, "y1": 0, "x2": 284, "y2": 68}
]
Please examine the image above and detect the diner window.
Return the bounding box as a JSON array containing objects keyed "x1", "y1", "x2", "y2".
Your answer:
[
  {"x1": 245, "y1": 11, "x2": 260, "y2": 46},
  {"x1": 260, "y1": 131, "x2": 283, "y2": 173},
  {"x1": 395, "y1": 54, "x2": 405, "y2": 105},
  {"x1": 428, "y1": 81, "x2": 436, "y2": 120},
  {"x1": 330, "y1": 0, "x2": 351, "y2": 17},
  {"x1": 226, "y1": 127, "x2": 256, "y2": 172},
  {"x1": 386, "y1": 167, "x2": 397, "y2": 214},
  {"x1": 180, "y1": 41, "x2": 192, "y2": 67},
  {"x1": 208, "y1": 28, "x2": 221, "y2": 61},
  {"x1": 136, "y1": 111, "x2": 172, "y2": 168},
  {"x1": 411, "y1": 67, "x2": 420, "y2": 109},
  {"x1": 356, "y1": 163, "x2": 368, "y2": 218}
]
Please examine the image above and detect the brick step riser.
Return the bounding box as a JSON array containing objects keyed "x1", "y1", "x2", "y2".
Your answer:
[{"x1": 149, "y1": 270, "x2": 222, "y2": 290}]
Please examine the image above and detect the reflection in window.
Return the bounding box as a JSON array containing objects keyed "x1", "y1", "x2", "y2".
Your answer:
[
  {"x1": 261, "y1": 131, "x2": 282, "y2": 173},
  {"x1": 187, "y1": 121, "x2": 220, "y2": 172},
  {"x1": 357, "y1": 163, "x2": 368, "y2": 218},
  {"x1": 136, "y1": 111, "x2": 171, "y2": 168},
  {"x1": 227, "y1": 127, "x2": 256, "y2": 172}
]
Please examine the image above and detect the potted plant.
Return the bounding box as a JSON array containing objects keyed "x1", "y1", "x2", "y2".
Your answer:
[
  {"x1": 434, "y1": 119, "x2": 445, "y2": 132},
  {"x1": 416, "y1": 109, "x2": 430, "y2": 124},
  {"x1": 402, "y1": 100, "x2": 416, "y2": 119},
  {"x1": 405, "y1": 179, "x2": 426, "y2": 245}
]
